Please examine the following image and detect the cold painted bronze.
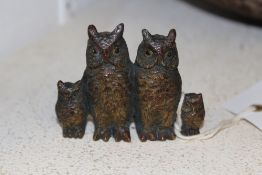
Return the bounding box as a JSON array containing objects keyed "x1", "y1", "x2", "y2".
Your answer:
[
  {"x1": 181, "y1": 93, "x2": 205, "y2": 136},
  {"x1": 55, "y1": 24, "x2": 206, "y2": 142},
  {"x1": 81, "y1": 23, "x2": 133, "y2": 142},
  {"x1": 134, "y1": 29, "x2": 182, "y2": 141},
  {"x1": 55, "y1": 80, "x2": 87, "y2": 138}
]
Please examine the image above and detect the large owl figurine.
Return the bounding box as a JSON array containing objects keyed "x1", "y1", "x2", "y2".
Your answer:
[
  {"x1": 134, "y1": 29, "x2": 182, "y2": 141},
  {"x1": 82, "y1": 23, "x2": 133, "y2": 142}
]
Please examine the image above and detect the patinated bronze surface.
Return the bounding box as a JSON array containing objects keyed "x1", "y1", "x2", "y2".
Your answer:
[
  {"x1": 134, "y1": 29, "x2": 182, "y2": 141},
  {"x1": 55, "y1": 24, "x2": 206, "y2": 142},
  {"x1": 55, "y1": 80, "x2": 87, "y2": 138},
  {"x1": 81, "y1": 23, "x2": 133, "y2": 142},
  {"x1": 181, "y1": 93, "x2": 205, "y2": 136}
]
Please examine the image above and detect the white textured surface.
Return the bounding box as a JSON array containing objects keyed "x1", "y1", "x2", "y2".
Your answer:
[
  {"x1": 0, "y1": 0, "x2": 262, "y2": 174},
  {"x1": 0, "y1": 0, "x2": 58, "y2": 59}
]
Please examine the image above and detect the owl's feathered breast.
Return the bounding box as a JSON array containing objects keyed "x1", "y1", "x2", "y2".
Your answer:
[
  {"x1": 181, "y1": 103, "x2": 205, "y2": 127},
  {"x1": 55, "y1": 97, "x2": 86, "y2": 126},
  {"x1": 85, "y1": 64, "x2": 131, "y2": 111},
  {"x1": 136, "y1": 66, "x2": 181, "y2": 111}
]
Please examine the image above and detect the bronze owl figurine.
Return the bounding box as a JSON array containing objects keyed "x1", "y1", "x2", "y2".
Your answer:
[
  {"x1": 134, "y1": 29, "x2": 182, "y2": 141},
  {"x1": 55, "y1": 80, "x2": 88, "y2": 138},
  {"x1": 181, "y1": 93, "x2": 205, "y2": 136},
  {"x1": 81, "y1": 23, "x2": 134, "y2": 142}
]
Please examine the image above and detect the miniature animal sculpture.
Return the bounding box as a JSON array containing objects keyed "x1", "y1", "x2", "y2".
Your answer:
[
  {"x1": 81, "y1": 23, "x2": 133, "y2": 142},
  {"x1": 134, "y1": 29, "x2": 182, "y2": 141},
  {"x1": 180, "y1": 93, "x2": 205, "y2": 136},
  {"x1": 55, "y1": 80, "x2": 87, "y2": 138}
]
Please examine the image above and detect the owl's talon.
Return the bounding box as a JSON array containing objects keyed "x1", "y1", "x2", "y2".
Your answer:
[
  {"x1": 113, "y1": 127, "x2": 131, "y2": 142},
  {"x1": 147, "y1": 131, "x2": 157, "y2": 141},
  {"x1": 114, "y1": 134, "x2": 121, "y2": 142},
  {"x1": 93, "y1": 128, "x2": 112, "y2": 141},
  {"x1": 192, "y1": 129, "x2": 199, "y2": 136},
  {"x1": 166, "y1": 132, "x2": 176, "y2": 140},
  {"x1": 194, "y1": 129, "x2": 200, "y2": 135},
  {"x1": 93, "y1": 129, "x2": 100, "y2": 141},
  {"x1": 77, "y1": 130, "x2": 84, "y2": 138},
  {"x1": 156, "y1": 128, "x2": 175, "y2": 141},
  {"x1": 63, "y1": 129, "x2": 68, "y2": 137},
  {"x1": 138, "y1": 132, "x2": 147, "y2": 142},
  {"x1": 122, "y1": 130, "x2": 131, "y2": 142},
  {"x1": 189, "y1": 129, "x2": 194, "y2": 135},
  {"x1": 158, "y1": 134, "x2": 166, "y2": 141},
  {"x1": 181, "y1": 128, "x2": 199, "y2": 136},
  {"x1": 113, "y1": 128, "x2": 121, "y2": 142},
  {"x1": 138, "y1": 129, "x2": 158, "y2": 142},
  {"x1": 101, "y1": 129, "x2": 111, "y2": 142},
  {"x1": 63, "y1": 125, "x2": 85, "y2": 139},
  {"x1": 102, "y1": 135, "x2": 110, "y2": 142}
]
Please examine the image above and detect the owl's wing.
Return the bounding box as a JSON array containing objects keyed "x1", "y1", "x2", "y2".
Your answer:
[
  {"x1": 174, "y1": 71, "x2": 182, "y2": 109},
  {"x1": 80, "y1": 69, "x2": 90, "y2": 114}
]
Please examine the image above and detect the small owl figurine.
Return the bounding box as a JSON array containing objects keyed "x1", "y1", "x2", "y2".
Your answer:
[
  {"x1": 134, "y1": 29, "x2": 182, "y2": 141},
  {"x1": 55, "y1": 80, "x2": 87, "y2": 138},
  {"x1": 82, "y1": 23, "x2": 133, "y2": 142},
  {"x1": 181, "y1": 93, "x2": 205, "y2": 136}
]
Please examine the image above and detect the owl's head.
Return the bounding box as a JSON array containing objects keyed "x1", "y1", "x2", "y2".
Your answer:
[
  {"x1": 135, "y1": 29, "x2": 178, "y2": 70},
  {"x1": 86, "y1": 23, "x2": 129, "y2": 69},
  {"x1": 181, "y1": 93, "x2": 204, "y2": 117},
  {"x1": 57, "y1": 80, "x2": 81, "y2": 100}
]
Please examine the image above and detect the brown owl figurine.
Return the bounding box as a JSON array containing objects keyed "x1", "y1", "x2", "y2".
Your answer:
[
  {"x1": 181, "y1": 93, "x2": 205, "y2": 136},
  {"x1": 81, "y1": 23, "x2": 133, "y2": 142},
  {"x1": 134, "y1": 29, "x2": 182, "y2": 141},
  {"x1": 55, "y1": 80, "x2": 88, "y2": 138}
]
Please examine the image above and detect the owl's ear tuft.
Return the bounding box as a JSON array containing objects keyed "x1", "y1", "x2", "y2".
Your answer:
[
  {"x1": 167, "y1": 29, "x2": 176, "y2": 41},
  {"x1": 197, "y1": 93, "x2": 203, "y2": 100},
  {"x1": 88, "y1": 24, "x2": 98, "y2": 39},
  {"x1": 112, "y1": 23, "x2": 124, "y2": 38},
  {"x1": 57, "y1": 80, "x2": 64, "y2": 89},
  {"x1": 142, "y1": 29, "x2": 152, "y2": 42},
  {"x1": 74, "y1": 80, "x2": 81, "y2": 90},
  {"x1": 75, "y1": 80, "x2": 81, "y2": 86}
]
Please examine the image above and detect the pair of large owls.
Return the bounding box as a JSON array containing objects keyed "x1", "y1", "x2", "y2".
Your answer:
[{"x1": 56, "y1": 23, "x2": 183, "y2": 142}]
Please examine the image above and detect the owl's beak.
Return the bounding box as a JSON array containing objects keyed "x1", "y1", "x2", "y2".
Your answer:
[
  {"x1": 102, "y1": 50, "x2": 109, "y2": 60},
  {"x1": 157, "y1": 55, "x2": 164, "y2": 65},
  {"x1": 157, "y1": 48, "x2": 165, "y2": 64}
]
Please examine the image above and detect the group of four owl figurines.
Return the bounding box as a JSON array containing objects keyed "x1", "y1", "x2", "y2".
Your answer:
[{"x1": 56, "y1": 23, "x2": 205, "y2": 142}]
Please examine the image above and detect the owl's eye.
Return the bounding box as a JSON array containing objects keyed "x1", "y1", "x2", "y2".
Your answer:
[
  {"x1": 92, "y1": 49, "x2": 97, "y2": 54},
  {"x1": 166, "y1": 51, "x2": 172, "y2": 57},
  {"x1": 145, "y1": 49, "x2": 153, "y2": 57},
  {"x1": 113, "y1": 47, "x2": 120, "y2": 54}
]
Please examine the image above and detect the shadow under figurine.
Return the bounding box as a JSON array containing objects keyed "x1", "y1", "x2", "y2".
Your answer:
[
  {"x1": 181, "y1": 93, "x2": 205, "y2": 136},
  {"x1": 81, "y1": 23, "x2": 134, "y2": 142},
  {"x1": 55, "y1": 80, "x2": 88, "y2": 138},
  {"x1": 134, "y1": 28, "x2": 182, "y2": 141}
]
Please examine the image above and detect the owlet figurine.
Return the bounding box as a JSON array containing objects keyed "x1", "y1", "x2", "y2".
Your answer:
[
  {"x1": 55, "y1": 80, "x2": 87, "y2": 138},
  {"x1": 134, "y1": 29, "x2": 182, "y2": 141},
  {"x1": 181, "y1": 93, "x2": 205, "y2": 136},
  {"x1": 81, "y1": 23, "x2": 133, "y2": 142}
]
